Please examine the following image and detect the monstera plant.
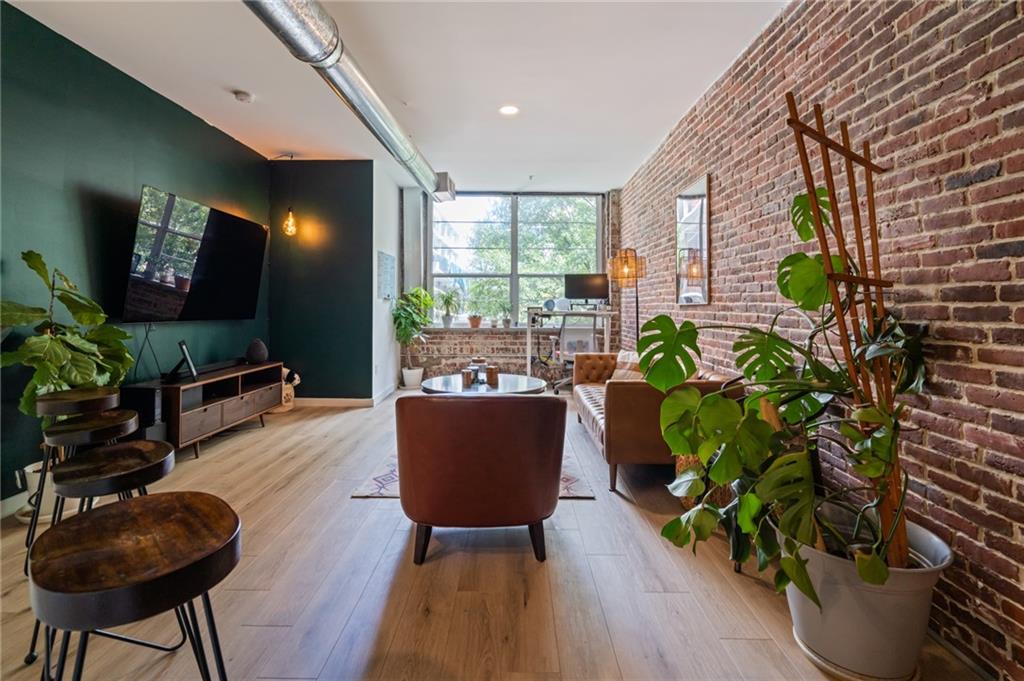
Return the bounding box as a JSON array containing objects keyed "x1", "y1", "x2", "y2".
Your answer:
[
  {"x1": 638, "y1": 190, "x2": 928, "y2": 602},
  {"x1": 1, "y1": 251, "x2": 134, "y2": 416}
]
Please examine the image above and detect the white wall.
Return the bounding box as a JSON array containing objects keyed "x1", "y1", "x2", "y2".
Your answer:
[{"x1": 371, "y1": 163, "x2": 402, "y2": 403}]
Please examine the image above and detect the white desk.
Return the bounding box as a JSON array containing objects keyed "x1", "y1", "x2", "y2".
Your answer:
[{"x1": 525, "y1": 309, "x2": 615, "y2": 376}]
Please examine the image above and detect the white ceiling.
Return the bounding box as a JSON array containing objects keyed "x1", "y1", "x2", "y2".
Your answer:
[{"x1": 15, "y1": 1, "x2": 784, "y2": 192}]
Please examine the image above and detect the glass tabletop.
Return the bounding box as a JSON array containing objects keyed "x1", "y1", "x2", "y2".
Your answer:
[{"x1": 420, "y1": 373, "x2": 547, "y2": 395}]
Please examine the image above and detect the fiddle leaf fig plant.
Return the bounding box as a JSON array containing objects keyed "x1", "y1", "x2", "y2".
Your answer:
[
  {"x1": 1, "y1": 251, "x2": 134, "y2": 416},
  {"x1": 392, "y1": 286, "x2": 434, "y2": 369},
  {"x1": 640, "y1": 190, "x2": 926, "y2": 607}
]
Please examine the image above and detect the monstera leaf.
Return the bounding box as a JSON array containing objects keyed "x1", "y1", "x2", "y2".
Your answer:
[
  {"x1": 660, "y1": 385, "x2": 702, "y2": 454},
  {"x1": 790, "y1": 187, "x2": 831, "y2": 242},
  {"x1": 638, "y1": 315, "x2": 700, "y2": 393},
  {"x1": 733, "y1": 329, "x2": 796, "y2": 381},
  {"x1": 777, "y1": 252, "x2": 844, "y2": 311},
  {"x1": 755, "y1": 450, "x2": 817, "y2": 547}
]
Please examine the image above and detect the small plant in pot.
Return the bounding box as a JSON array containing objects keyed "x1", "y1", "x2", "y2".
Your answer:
[
  {"x1": 500, "y1": 303, "x2": 513, "y2": 329},
  {"x1": 437, "y1": 290, "x2": 460, "y2": 329},
  {"x1": 638, "y1": 190, "x2": 948, "y2": 681},
  {"x1": 467, "y1": 313, "x2": 483, "y2": 329},
  {"x1": 392, "y1": 287, "x2": 433, "y2": 389}
]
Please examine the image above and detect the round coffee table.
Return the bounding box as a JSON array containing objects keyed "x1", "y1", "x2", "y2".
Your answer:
[{"x1": 421, "y1": 373, "x2": 547, "y2": 395}]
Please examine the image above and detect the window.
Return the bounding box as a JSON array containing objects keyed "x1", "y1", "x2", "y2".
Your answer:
[{"x1": 429, "y1": 193, "x2": 602, "y2": 324}]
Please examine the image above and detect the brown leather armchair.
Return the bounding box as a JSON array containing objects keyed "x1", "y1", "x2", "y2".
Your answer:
[
  {"x1": 572, "y1": 353, "x2": 732, "y2": 492},
  {"x1": 395, "y1": 395, "x2": 567, "y2": 564}
]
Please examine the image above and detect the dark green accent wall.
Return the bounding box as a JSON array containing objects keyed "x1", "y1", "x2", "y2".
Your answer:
[
  {"x1": 1, "y1": 4, "x2": 271, "y2": 498},
  {"x1": 269, "y1": 160, "x2": 374, "y2": 399}
]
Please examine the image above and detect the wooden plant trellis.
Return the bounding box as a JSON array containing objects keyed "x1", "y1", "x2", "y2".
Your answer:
[{"x1": 784, "y1": 92, "x2": 908, "y2": 569}]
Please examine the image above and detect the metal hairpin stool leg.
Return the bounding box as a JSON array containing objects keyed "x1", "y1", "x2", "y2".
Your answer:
[{"x1": 30, "y1": 492, "x2": 240, "y2": 681}]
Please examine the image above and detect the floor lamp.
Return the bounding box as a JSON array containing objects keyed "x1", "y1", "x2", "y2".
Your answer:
[{"x1": 607, "y1": 248, "x2": 647, "y2": 345}]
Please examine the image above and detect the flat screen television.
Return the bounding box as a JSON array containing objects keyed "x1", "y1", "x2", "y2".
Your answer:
[
  {"x1": 564, "y1": 273, "x2": 609, "y2": 301},
  {"x1": 122, "y1": 186, "x2": 268, "y2": 322}
]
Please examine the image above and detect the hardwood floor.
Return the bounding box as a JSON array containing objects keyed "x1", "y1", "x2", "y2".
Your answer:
[{"x1": 1, "y1": 394, "x2": 982, "y2": 681}]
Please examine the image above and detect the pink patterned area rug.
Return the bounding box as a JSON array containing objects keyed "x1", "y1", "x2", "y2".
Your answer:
[{"x1": 351, "y1": 450, "x2": 595, "y2": 499}]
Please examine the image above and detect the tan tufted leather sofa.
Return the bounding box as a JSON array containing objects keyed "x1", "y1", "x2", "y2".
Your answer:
[{"x1": 572, "y1": 353, "x2": 732, "y2": 492}]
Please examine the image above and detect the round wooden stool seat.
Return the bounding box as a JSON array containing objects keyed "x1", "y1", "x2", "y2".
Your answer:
[
  {"x1": 43, "y1": 409, "x2": 139, "y2": 447},
  {"x1": 29, "y1": 491, "x2": 240, "y2": 631},
  {"x1": 51, "y1": 441, "x2": 175, "y2": 499},
  {"x1": 35, "y1": 387, "x2": 120, "y2": 417}
]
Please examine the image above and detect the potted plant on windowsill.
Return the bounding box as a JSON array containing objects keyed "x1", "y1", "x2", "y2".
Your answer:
[
  {"x1": 500, "y1": 303, "x2": 513, "y2": 329},
  {"x1": 437, "y1": 290, "x2": 459, "y2": 329},
  {"x1": 467, "y1": 313, "x2": 483, "y2": 329},
  {"x1": 638, "y1": 189, "x2": 948, "y2": 681},
  {"x1": 393, "y1": 286, "x2": 433, "y2": 389}
]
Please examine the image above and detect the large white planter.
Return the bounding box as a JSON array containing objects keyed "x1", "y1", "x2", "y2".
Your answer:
[
  {"x1": 402, "y1": 367, "x2": 424, "y2": 390},
  {"x1": 787, "y1": 521, "x2": 952, "y2": 681}
]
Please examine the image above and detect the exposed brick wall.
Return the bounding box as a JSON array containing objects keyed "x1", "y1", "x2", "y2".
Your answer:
[
  {"x1": 616, "y1": 1, "x2": 1024, "y2": 678},
  {"x1": 409, "y1": 328, "x2": 606, "y2": 385}
]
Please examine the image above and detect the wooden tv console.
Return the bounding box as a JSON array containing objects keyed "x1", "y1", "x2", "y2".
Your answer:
[{"x1": 140, "y1": 361, "x2": 283, "y2": 458}]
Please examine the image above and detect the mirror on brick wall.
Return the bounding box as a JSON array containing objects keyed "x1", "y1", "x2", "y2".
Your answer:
[{"x1": 676, "y1": 174, "x2": 709, "y2": 305}]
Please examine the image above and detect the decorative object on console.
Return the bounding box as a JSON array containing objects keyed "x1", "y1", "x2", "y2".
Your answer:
[
  {"x1": 607, "y1": 247, "x2": 647, "y2": 344},
  {"x1": 0, "y1": 250, "x2": 135, "y2": 416},
  {"x1": 245, "y1": 338, "x2": 269, "y2": 364},
  {"x1": 393, "y1": 287, "x2": 434, "y2": 389},
  {"x1": 268, "y1": 366, "x2": 301, "y2": 414},
  {"x1": 639, "y1": 92, "x2": 943, "y2": 681},
  {"x1": 163, "y1": 340, "x2": 199, "y2": 381}
]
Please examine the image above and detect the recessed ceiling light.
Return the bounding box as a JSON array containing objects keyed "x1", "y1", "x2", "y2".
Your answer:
[{"x1": 499, "y1": 105, "x2": 520, "y2": 116}]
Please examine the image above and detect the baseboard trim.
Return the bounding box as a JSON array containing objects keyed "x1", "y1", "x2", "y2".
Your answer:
[
  {"x1": 2, "y1": 491, "x2": 28, "y2": 519},
  {"x1": 294, "y1": 397, "x2": 374, "y2": 408},
  {"x1": 373, "y1": 384, "x2": 397, "y2": 405}
]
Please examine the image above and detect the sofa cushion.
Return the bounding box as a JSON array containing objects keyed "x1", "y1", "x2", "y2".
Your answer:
[
  {"x1": 573, "y1": 383, "x2": 606, "y2": 446},
  {"x1": 610, "y1": 350, "x2": 643, "y2": 381}
]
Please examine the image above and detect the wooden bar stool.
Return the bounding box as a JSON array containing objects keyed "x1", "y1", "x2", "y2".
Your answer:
[
  {"x1": 23, "y1": 388, "x2": 122, "y2": 571},
  {"x1": 29, "y1": 491, "x2": 241, "y2": 681}
]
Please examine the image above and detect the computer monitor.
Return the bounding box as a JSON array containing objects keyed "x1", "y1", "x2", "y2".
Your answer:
[{"x1": 564, "y1": 274, "x2": 609, "y2": 301}]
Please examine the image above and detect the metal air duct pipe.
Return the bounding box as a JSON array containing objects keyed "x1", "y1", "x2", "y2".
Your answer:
[{"x1": 244, "y1": 0, "x2": 454, "y2": 200}]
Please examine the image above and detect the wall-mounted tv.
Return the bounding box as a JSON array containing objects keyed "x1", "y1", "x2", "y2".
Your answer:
[{"x1": 122, "y1": 186, "x2": 268, "y2": 322}]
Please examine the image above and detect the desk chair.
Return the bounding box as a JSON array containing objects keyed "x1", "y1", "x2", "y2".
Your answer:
[{"x1": 551, "y1": 314, "x2": 599, "y2": 394}]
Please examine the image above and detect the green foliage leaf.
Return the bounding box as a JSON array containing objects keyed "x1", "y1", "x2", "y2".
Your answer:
[
  {"x1": 638, "y1": 316, "x2": 700, "y2": 393},
  {"x1": 53, "y1": 268, "x2": 78, "y2": 291},
  {"x1": 85, "y1": 325, "x2": 132, "y2": 343},
  {"x1": 61, "y1": 351, "x2": 97, "y2": 385},
  {"x1": 855, "y1": 550, "x2": 890, "y2": 585},
  {"x1": 667, "y1": 464, "x2": 706, "y2": 499},
  {"x1": 780, "y1": 551, "x2": 820, "y2": 608},
  {"x1": 688, "y1": 505, "x2": 720, "y2": 542},
  {"x1": 773, "y1": 567, "x2": 791, "y2": 593},
  {"x1": 0, "y1": 301, "x2": 49, "y2": 328},
  {"x1": 22, "y1": 251, "x2": 51, "y2": 289},
  {"x1": 22, "y1": 335, "x2": 71, "y2": 366},
  {"x1": 661, "y1": 516, "x2": 691, "y2": 547},
  {"x1": 736, "y1": 493, "x2": 763, "y2": 534},
  {"x1": 777, "y1": 252, "x2": 845, "y2": 311},
  {"x1": 755, "y1": 450, "x2": 817, "y2": 546},
  {"x1": 660, "y1": 386, "x2": 701, "y2": 454},
  {"x1": 58, "y1": 334, "x2": 100, "y2": 356},
  {"x1": 789, "y1": 188, "x2": 831, "y2": 242},
  {"x1": 55, "y1": 290, "x2": 107, "y2": 326},
  {"x1": 733, "y1": 329, "x2": 795, "y2": 382}
]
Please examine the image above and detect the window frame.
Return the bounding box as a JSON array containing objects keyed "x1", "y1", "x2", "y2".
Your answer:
[{"x1": 427, "y1": 192, "x2": 604, "y2": 325}]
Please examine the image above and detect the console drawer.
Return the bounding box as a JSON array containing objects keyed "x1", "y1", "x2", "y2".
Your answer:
[
  {"x1": 180, "y1": 404, "x2": 222, "y2": 443},
  {"x1": 223, "y1": 393, "x2": 257, "y2": 424},
  {"x1": 252, "y1": 383, "x2": 282, "y2": 412}
]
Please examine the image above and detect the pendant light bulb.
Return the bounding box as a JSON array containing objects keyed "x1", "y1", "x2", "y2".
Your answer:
[{"x1": 283, "y1": 207, "x2": 297, "y2": 237}]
